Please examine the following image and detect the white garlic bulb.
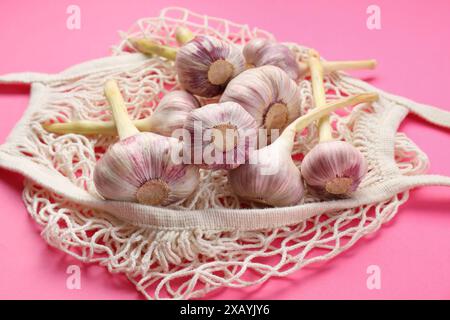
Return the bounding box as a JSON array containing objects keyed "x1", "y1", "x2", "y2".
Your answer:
[
  {"x1": 94, "y1": 80, "x2": 199, "y2": 206},
  {"x1": 300, "y1": 51, "x2": 373, "y2": 197},
  {"x1": 43, "y1": 90, "x2": 199, "y2": 137},
  {"x1": 183, "y1": 101, "x2": 257, "y2": 170},
  {"x1": 243, "y1": 38, "x2": 377, "y2": 81},
  {"x1": 229, "y1": 93, "x2": 378, "y2": 206},
  {"x1": 220, "y1": 65, "x2": 302, "y2": 136}
]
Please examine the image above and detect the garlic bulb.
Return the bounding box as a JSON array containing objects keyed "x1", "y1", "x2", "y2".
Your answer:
[
  {"x1": 301, "y1": 141, "x2": 368, "y2": 195},
  {"x1": 229, "y1": 93, "x2": 377, "y2": 206},
  {"x1": 43, "y1": 90, "x2": 199, "y2": 137},
  {"x1": 243, "y1": 38, "x2": 301, "y2": 80},
  {"x1": 94, "y1": 80, "x2": 199, "y2": 206},
  {"x1": 229, "y1": 137, "x2": 304, "y2": 206},
  {"x1": 300, "y1": 51, "x2": 372, "y2": 197},
  {"x1": 130, "y1": 35, "x2": 245, "y2": 98},
  {"x1": 220, "y1": 65, "x2": 301, "y2": 136},
  {"x1": 243, "y1": 38, "x2": 376, "y2": 81},
  {"x1": 176, "y1": 36, "x2": 245, "y2": 97},
  {"x1": 183, "y1": 101, "x2": 257, "y2": 170},
  {"x1": 142, "y1": 90, "x2": 199, "y2": 136}
]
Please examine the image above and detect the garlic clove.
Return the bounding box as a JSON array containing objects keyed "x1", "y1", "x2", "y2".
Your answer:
[
  {"x1": 183, "y1": 101, "x2": 257, "y2": 170},
  {"x1": 243, "y1": 38, "x2": 301, "y2": 80},
  {"x1": 300, "y1": 140, "x2": 368, "y2": 196},
  {"x1": 220, "y1": 65, "x2": 302, "y2": 136},
  {"x1": 43, "y1": 90, "x2": 199, "y2": 137},
  {"x1": 176, "y1": 36, "x2": 246, "y2": 97}
]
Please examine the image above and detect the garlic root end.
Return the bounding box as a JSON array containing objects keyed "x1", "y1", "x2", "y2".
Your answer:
[
  {"x1": 207, "y1": 59, "x2": 234, "y2": 85},
  {"x1": 325, "y1": 177, "x2": 353, "y2": 195},
  {"x1": 136, "y1": 179, "x2": 170, "y2": 206}
]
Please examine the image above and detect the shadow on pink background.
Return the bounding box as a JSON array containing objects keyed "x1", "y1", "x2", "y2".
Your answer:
[{"x1": 0, "y1": 0, "x2": 449, "y2": 299}]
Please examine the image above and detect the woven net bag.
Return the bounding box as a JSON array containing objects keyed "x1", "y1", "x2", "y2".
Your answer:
[{"x1": 1, "y1": 7, "x2": 450, "y2": 299}]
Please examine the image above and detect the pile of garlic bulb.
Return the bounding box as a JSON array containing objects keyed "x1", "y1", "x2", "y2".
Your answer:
[{"x1": 44, "y1": 28, "x2": 379, "y2": 208}]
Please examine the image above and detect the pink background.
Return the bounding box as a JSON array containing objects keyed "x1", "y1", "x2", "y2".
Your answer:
[{"x1": 0, "y1": 0, "x2": 450, "y2": 300}]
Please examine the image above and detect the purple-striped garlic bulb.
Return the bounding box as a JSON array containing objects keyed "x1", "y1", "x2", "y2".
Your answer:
[
  {"x1": 130, "y1": 35, "x2": 245, "y2": 98},
  {"x1": 243, "y1": 38, "x2": 377, "y2": 81},
  {"x1": 176, "y1": 36, "x2": 245, "y2": 97},
  {"x1": 220, "y1": 65, "x2": 301, "y2": 138},
  {"x1": 300, "y1": 51, "x2": 371, "y2": 197},
  {"x1": 228, "y1": 93, "x2": 376, "y2": 206},
  {"x1": 43, "y1": 90, "x2": 199, "y2": 137},
  {"x1": 94, "y1": 80, "x2": 199, "y2": 206},
  {"x1": 183, "y1": 101, "x2": 257, "y2": 170},
  {"x1": 301, "y1": 141, "x2": 368, "y2": 196}
]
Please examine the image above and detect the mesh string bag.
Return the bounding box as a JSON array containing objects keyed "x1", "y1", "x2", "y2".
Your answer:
[{"x1": 1, "y1": 7, "x2": 450, "y2": 299}]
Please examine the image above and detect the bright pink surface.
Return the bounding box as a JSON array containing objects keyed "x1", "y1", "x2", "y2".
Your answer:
[{"x1": 0, "y1": 0, "x2": 449, "y2": 300}]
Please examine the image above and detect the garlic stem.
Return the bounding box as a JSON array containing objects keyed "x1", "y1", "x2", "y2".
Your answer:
[
  {"x1": 104, "y1": 80, "x2": 139, "y2": 140},
  {"x1": 323, "y1": 59, "x2": 377, "y2": 72},
  {"x1": 294, "y1": 93, "x2": 378, "y2": 133},
  {"x1": 129, "y1": 38, "x2": 178, "y2": 60},
  {"x1": 308, "y1": 50, "x2": 333, "y2": 142},
  {"x1": 298, "y1": 59, "x2": 377, "y2": 76},
  {"x1": 175, "y1": 26, "x2": 195, "y2": 45},
  {"x1": 278, "y1": 93, "x2": 379, "y2": 150},
  {"x1": 43, "y1": 118, "x2": 150, "y2": 135}
]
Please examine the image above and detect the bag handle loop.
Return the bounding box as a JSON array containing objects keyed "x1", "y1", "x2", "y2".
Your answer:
[
  {"x1": 402, "y1": 100, "x2": 450, "y2": 129},
  {"x1": 0, "y1": 72, "x2": 56, "y2": 84}
]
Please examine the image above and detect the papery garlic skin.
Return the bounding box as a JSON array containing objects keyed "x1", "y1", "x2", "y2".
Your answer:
[
  {"x1": 300, "y1": 140, "x2": 368, "y2": 196},
  {"x1": 94, "y1": 132, "x2": 200, "y2": 205},
  {"x1": 183, "y1": 101, "x2": 257, "y2": 170},
  {"x1": 220, "y1": 65, "x2": 302, "y2": 134},
  {"x1": 243, "y1": 38, "x2": 300, "y2": 81},
  {"x1": 228, "y1": 145, "x2": 304, "y2": 206},
  {"x1": 176, "y1": 36, "x2": 245, "y2": 97},
  {"x1": 147, "y1": 90, "x2": 200, "y2": 137}
]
